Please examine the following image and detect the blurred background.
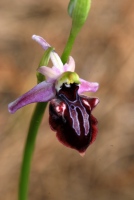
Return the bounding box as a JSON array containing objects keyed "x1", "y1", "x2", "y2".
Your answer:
[{"x1": 0, "y1": 0, "x2": 134, "y2": 199}]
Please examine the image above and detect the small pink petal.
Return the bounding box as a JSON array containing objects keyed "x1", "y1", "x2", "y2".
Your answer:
[
  {"x1": 50, "y1": 52, "x2": 63, "y2": 72},
  {"x1": 52, "y1": 65, "x2": 62, "y2": 75},
  {"x1": 63, "y1": 56, "x2": 75, "y2": 72},
  {"x1": 79, "y1": 78, "x2": 99, "y2": 94},
  {"x1": 8, "y1": 81, "x2": 55, "y2": 114},
  {"x1": 32, "y1": 35, "x2": 51, "y2": 50},
  {"x1": 38, "y1": 66, "x2": 59, "y2": 80}
]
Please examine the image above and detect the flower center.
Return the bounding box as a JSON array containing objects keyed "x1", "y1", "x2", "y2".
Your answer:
[{"x1": 55, "y1": 71, "x2": 80, "y2": 91}]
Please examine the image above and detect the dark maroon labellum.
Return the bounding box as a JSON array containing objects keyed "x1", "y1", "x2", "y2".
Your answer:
[{"x1": 49, "y1": 83, "x2": 99, "y2": 153}]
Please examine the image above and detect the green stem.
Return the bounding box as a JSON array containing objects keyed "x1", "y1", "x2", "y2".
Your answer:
[
  {"x1": 18, "y1": 47, "x2": 52, "y2": 200},
  {"x1": 61, "y1": 28, "x2": 78, "y2": 64},
  {"x1": 18, "y1": 11, "x2": 83, "y2": 200},
  {"x1": 18, "y1": 102, "x2": 47, "y2": 200}
]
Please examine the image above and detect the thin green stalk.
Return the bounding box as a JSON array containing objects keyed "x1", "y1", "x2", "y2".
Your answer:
[
  {"x1": 19, "y1": 102, "x2": 47, "y2": 200},
  {"x1": 18, "y1": 0, "x2": 91, "y2": 196},
  {"x1": 18, "y1": 29, "x2": 80, "y2": 200},
  {"x1": 61, "y1": 0, "x2": 91, "y2": 64},
  {"x1": 18, "y1": 48, "x2": 53, "y2": 200},
  {"x1": 18, "y1": 27, "x2": 81, "y2": 200},
  {"x1": 61, "y1": 29, "x2": 77, "y2": 64}
]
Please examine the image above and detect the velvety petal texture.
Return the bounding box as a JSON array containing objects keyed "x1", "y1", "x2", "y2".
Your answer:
[
  {"x1": 8, "y1": 82, "x2": 55, "y2": 114},
  {"x1": 49, "y1": 83, "x2": 99, "y2": 153}
]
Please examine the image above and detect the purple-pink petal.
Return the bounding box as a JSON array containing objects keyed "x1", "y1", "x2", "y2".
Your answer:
[
  {"x1": 78, "y1": 78, "x2": 99, "y2": 94},
  {"x1": 38, "y1": 66, "x2": 59, "y2": 81},
  {"x1": 8, "y1": 81, "x2": 55, "y2": 114},
  {"x1": 32, "y1": 35, "x2": 51, "y2": 50},
  {"x1": 50, "y1": 52, "x2": 63, "y2": 72},
  {"x1": 63, "y1": 56, "x2": 75, "y2": 72}
]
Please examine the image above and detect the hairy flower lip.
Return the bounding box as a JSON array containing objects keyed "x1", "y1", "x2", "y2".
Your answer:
[{"x1": 49, "y1": 83, "x2": 99, "y2": 154}]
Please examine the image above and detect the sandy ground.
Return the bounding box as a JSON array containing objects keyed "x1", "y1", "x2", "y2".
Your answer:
[{"x1": 0, "y1": 0, "x2": 134, "y2": 199}]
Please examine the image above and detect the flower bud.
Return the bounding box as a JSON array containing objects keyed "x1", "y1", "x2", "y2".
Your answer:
[{"x1": 68, "y1": 0, "x2": 91, "y2": 30}]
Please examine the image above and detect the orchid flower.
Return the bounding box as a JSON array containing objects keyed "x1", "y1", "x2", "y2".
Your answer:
[{"x1": 8, "y1": 35, "x2": 99, "y2": 155}]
